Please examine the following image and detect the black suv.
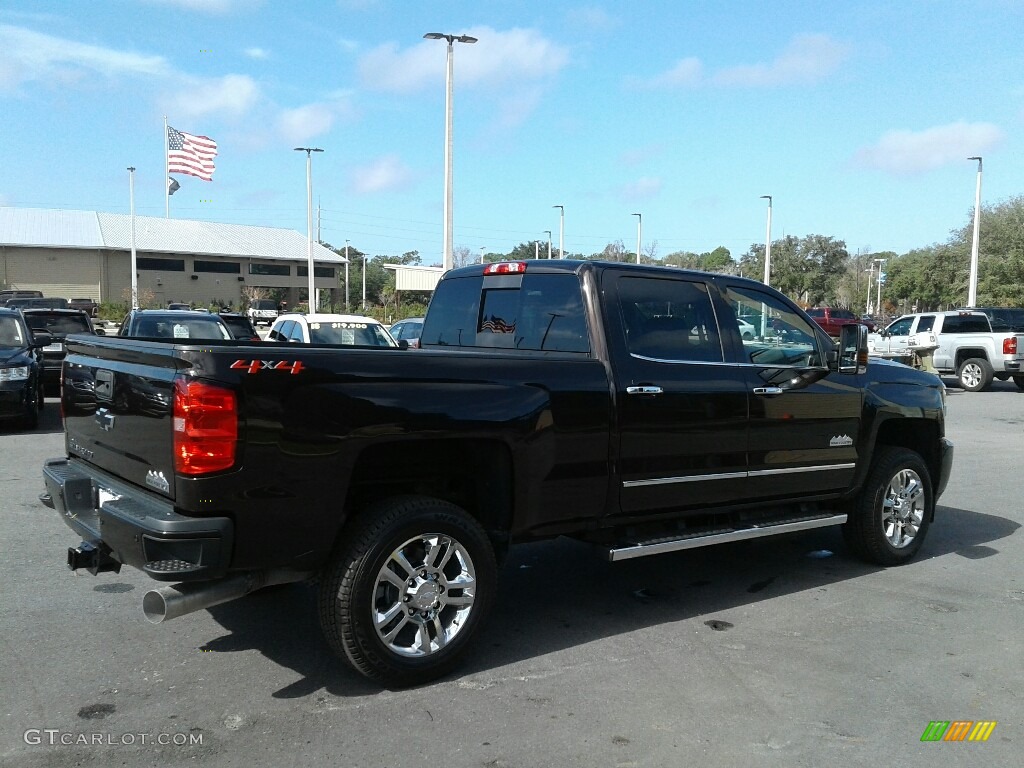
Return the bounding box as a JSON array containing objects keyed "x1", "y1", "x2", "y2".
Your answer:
[
  {"x1": 22, "y1": 308, "x2": 101, "y2": 396},
  {"x1": 0, "y1": 308, "x2": 51, "y2": 429},
  {"x1": 218, "y1": 312, "x2": 261, "y2": 341},
  {"x1": 958, "y1": 306, "x2": 1024, "y2": 332}
]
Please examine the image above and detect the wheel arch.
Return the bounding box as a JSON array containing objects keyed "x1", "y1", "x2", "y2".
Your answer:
[
  {"x1": 337, "y1": 438, "x2": 515, "y2": 554},
  {"x1": 872, "y1": 417, "x2": 942, "y2": 520}
]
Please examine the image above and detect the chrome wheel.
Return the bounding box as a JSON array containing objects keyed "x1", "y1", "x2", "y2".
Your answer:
[
  {"x1": 881, "y1": 467, "x2": 925, "y2": 549},
  {"x1": 372, "y1": 533, "x2": 477, "y2": 658},
  {"x1": 960, "y1": 362, "x2": 983, "y2": 389}
]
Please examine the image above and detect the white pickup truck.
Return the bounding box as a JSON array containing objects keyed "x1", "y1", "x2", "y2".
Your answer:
[{"x1": 870, "y1": 310, "x2": 1024, "y2": 391}]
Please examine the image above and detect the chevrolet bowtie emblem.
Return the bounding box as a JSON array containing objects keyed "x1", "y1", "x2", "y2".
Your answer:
[{"x1": 95, "y1": 408, "x2": 116, "y2": 431}]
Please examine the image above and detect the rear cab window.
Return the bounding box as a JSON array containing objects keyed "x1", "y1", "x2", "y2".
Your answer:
[{"x1": 422, "y1": 271, "x2": 590, "y2": 353}]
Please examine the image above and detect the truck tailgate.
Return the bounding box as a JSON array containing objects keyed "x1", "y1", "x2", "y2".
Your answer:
[{"x1": 62, "y1": 337, "x2": 183, "y2": 501}]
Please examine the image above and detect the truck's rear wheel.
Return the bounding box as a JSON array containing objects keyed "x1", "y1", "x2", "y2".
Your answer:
[
  {"x1": 319, "y1": 495, "x2": 497, "y2": 687},
  {"x1": 1013, "y1": 375, "x2": 1024, "y2": 392},
  {"x1": 957, "y1": 357, "x2": 993, "y2": 391},
  {"x1": 842, "y1": 447, "x2": 932, "y2": 566}
]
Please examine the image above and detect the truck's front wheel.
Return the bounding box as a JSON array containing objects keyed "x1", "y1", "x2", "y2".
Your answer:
[
  {"x1": 957, "y1": 357, "x2": 993, "y2": 391},
  {"x1": 842, "y1": 447, "x2": 933, "y2": 566},
  {"x1": 319, "y1": 496, "x2": 497, "y2": 687}
]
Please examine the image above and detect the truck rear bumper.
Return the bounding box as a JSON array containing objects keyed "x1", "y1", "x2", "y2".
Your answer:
[{"x1": 41, "y1": 457, "x2": 233, "y2": 582}]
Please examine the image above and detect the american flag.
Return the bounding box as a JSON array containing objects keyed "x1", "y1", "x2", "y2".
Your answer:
[{"x1": 167, "y1": 126, "x2": 217, "y2": 182}]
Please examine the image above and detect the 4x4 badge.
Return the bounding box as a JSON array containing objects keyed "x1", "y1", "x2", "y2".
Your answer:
[{"x1": 230, "y1": 359, "x2": 305, "y2": 375}]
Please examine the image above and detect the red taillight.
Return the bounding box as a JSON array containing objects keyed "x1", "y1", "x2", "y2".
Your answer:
[
  {"x1": 484, "y1": 261, "x2": 528, "y2": 275},
  {"x1": 1004, "y1": 337, "x2": 1017, "y2": 355},
  {"x1": 173, "y1": 378, "x2": 237, "y2": 475}
]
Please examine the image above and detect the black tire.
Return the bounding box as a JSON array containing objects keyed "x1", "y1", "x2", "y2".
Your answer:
[
  {"x1": 1013, "y1": 375, "x2": 1024, "y2": 392},
  {"x1": 957, "y1": 357, "x2": 993, "y2": 392},
  {"x1": 319, "y1": 495, "x2": 497, "y2": 687},
  {"x1": 20, "y1": 383, "x2": 41, "y2": 430},
  {"x1": 842, "y1": 447, "x2": 933, "y2": 566}
]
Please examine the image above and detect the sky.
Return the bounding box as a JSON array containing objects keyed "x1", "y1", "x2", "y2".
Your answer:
[{"x1": 1, "y1": 0, "x2": 1022, "y2": 266}]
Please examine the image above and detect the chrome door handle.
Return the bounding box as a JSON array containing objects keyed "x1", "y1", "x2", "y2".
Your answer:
[
  {"x1": 626, "y1": 386, "x2": 663, "y2": 395},
  {"x1": 753, "y1": 386, "x2": 784, "y2": 395}
]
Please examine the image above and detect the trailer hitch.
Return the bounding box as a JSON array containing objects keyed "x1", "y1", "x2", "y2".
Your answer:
[{"x1": 67, "y1": 541, "x2": 122, "y2": 575}]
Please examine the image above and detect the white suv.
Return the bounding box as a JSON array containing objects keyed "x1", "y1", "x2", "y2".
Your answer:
[
  {"x1": 267, "y1": 313, "x2": 398, "y2": 347},
  {"x1": 246, "y1": 299, "x2": 279, "y2": 327}
]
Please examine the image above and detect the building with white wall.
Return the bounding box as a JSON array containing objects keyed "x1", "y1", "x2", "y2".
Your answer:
[{"x1": 0, "y1": 207, "x2": 347, "y2": 309}]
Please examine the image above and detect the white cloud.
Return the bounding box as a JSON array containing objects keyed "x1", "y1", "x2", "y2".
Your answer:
[
  {"x1": 358, "y1": 27, "x2": 569, "y2": 93},
  {"x1": 0, "y1": 24, "x2": 167, "y2": 89},
  {"x1": 639, "y1": 57, "x2": 702, "y2": 89},
  {"x1": 621, "y1": 177, "x2": 663, "y2": 201},
  {"x1": 350, "y1": 154, "x2": 415, "y2": 194},
  {"x1": 852, "y1": 122, "x2": 1005, "y2": 174},
  {"x1": 713, "y1": 34, "x2": 850, "y2": 87},
  {"x1": 277, "y1": 103, "x2": 335, "y2": 143},
  {"x1": 147, "y1": 0, "x2": 260, "y2": 14},
  {"x1": 566, "y1": 7, "x2": 618, "y2": 33},
  {"x1": 637, "y1": 34, "x2": 848, "y2": 90},
  {"x1": 244, "y1": 47, "x2": 268, "y2": 60},
  {"x1": 163, "y1": 74, "x2": 260, "y2": 119}
]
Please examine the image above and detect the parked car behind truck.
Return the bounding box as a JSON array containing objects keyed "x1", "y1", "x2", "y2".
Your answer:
[
  {"x1": 870, "y1": 310, "x2": 1024, "y2": 391},
  {"x1": 43, "y1": 260, "x2": 953, "y2": 686}
]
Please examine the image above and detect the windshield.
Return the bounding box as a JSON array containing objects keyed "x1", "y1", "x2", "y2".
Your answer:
[
  {"x1": 252, "y1": 300, "x2": 277, "y2": 310},
  {"x1": 308, "y1": 321, "x2": 395, "y2": 346},
  {"x1": 131, "y1": 316, "x2": 232, "y2": 340},
  {"x1": 25, "y1": 314, "x2": 91, "y2": 336},
  {"x1": 0, "y1": 316, "x2": 26, "y2": 347}
]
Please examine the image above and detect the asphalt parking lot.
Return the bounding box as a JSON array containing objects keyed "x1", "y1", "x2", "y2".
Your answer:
[{"x1": 1, "y1": 379, "x2": 1020, "y2": 767}]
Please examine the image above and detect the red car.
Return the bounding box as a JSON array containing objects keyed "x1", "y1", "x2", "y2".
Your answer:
[{"x1": 806, "y1": 307, "x2": 870, "y2": 337}]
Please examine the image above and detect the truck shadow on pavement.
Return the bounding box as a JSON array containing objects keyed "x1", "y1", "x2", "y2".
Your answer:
[{"x1": 202, "y1": 504, "x2": 1018, "y2": 698}]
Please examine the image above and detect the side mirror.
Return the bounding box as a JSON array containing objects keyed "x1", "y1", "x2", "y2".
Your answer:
[
  {"x1": 30, "y1": 330, "x2": 53, "y2": 348},
  {"x1": 95, "y1": 327, "x2": 107, "y2": 336},
  {"x1": 397, "y1": 339, "x2": 409, "y2": 350},
  {"x1": 837, "y1": 323, "x2": 868, "y2": 374}
]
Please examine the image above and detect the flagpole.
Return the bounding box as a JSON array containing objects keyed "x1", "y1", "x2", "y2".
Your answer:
[
  {"x1": 164, "y1": 116, "x2": 170, "y2": 218},
  {"x1": 129, "y1": 167, "x2": 138, "y2": 308}
]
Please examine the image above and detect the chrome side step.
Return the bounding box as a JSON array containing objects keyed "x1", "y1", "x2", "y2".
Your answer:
[{"x1": 606, "y1": 513, "x2": 847, "y2": 562}]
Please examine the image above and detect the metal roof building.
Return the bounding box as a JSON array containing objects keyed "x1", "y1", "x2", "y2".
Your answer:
[{"x1": 0, "y1": 207, "x2": 347, "y2": 309}]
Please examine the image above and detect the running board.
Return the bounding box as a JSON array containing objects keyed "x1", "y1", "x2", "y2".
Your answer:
[{"x1": 606, "y1": 513, "x2": 847, "y2": 562}]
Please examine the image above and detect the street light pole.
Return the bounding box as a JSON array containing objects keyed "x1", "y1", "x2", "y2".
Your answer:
[
  {"x1": 865, "y1": 265, "x2": 875, "y2": 316},
  {"x1": 344, "y1": 239, "x2": 350, "y2": 313},
  {"x1": 294, "y1": 147, "x2": 324, "y2": 312},
  {"x1": 424, "y1": 32, "x2": 478, "y2": 273},
  {"x1": 560, "y1": 207, "x2": 565, "y2": 258},
  {"x1": 874, "y1": 258, "x2": 886, "y2": 317},
  {"x1": 967, "y1": 156, "x2": 983, "y2": 307},
  {"x1": 759, "y1": 195, "x2": 773, "y2": 339},
  {"x1": 479, "y1": 246, "x2": 485, "y2": 264},
  {"x1": 128, "y1": 167, "x2": 137, "y2": 308},
  {"x1": 632, "y1": 212, "x2": 642, "y2": 264},
  {"x1": 544, "y1": 230, "x2": 552, "y2": 259},
  {"x1": 362, "y1": 255, "x2": 367, "y2": 311},
  {"x1": 760, "y1": 195, "x2": 773, "y2": 286}
]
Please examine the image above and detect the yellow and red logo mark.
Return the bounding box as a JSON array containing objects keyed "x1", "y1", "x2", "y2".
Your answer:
[
  {"x1": 230, "y1": 359, "x2": 305, "y2": 375},
  {"x1": 921, "y1": 721, "x2": 997, "y2": 742}
]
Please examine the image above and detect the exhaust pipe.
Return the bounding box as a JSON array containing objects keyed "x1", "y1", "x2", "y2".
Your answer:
[{"x1": 142, "y1": 569, "x2": 311, "y2": 624}]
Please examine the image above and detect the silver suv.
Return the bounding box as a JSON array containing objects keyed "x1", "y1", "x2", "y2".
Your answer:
[{"x1": 246, "y1": 299, "x2": 279, "y2": 327}]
